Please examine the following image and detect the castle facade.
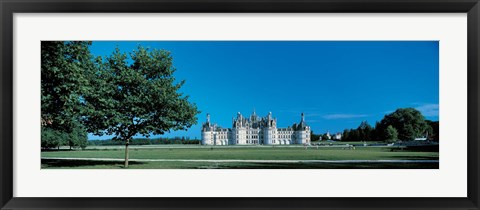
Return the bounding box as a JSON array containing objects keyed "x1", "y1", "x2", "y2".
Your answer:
[{"x1": 201, "y1": 111, "x2": 311, "y2": 145}]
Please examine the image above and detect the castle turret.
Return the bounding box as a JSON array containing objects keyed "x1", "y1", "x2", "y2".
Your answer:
[
  {"x1": 201, "y1": 113, "x2": 214, "y2": 145},
  {"x1": 297, "y1": 113, "x2": 307, "y2": 130},
  {"x1": 295, "y1": 113, "x2": 310, "y2": 144},
  {"x1": 250, "y1": 108, "x2": 258, "y2": 122},
  {"x1": 263, "y1": 112, "x2": 278, "y2": 144}
]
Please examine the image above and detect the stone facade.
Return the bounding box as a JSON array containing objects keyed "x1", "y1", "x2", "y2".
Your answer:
[{"x1": 201, "y1": 111, "x2": 311, "y2": 145}]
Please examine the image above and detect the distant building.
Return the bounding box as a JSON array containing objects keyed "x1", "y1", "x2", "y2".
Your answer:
[
  {"x1": 415, "y1": 132, "x2": 429, "y2": 141},
  {"x1": 201, "y1": 111, "x2": 311, "y2": 145},
  {"x1": 333, "y1": 132, "x2": 342, "y2": 140}
]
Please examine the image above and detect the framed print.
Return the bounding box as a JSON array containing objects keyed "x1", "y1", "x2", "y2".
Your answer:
[{"x1": 1, "y1": 0, "x2": 479, "y2": 209}]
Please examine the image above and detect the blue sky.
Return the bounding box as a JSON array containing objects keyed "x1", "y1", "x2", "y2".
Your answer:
[{"x1": 88, "y1": 41, "x2": 439, "y2": 140}]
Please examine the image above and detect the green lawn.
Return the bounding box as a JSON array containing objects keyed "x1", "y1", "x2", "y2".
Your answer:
[
  {"x1": 41, "y1": 146, "x2": 438, "y2": 160},
  {"x1": 41, "y1": 146, "x2": 438, "y2": 169}
]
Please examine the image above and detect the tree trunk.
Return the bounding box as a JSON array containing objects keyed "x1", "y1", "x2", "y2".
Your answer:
[{"x1": 124, "y1": 138, "x2": 130, "y2": 168}]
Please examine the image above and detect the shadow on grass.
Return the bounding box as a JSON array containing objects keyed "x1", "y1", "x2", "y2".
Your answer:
[
  {"x1": 41, "y1": 149, "x2": 75, "y2": 152},
  {"x1": 203, "y1": 162, "x2": 440, "y2": 169},
  {"x1": 380, "y1": 155, "x2": 439, "y2": 160},
  {"x1": 41, "y1": 159, "x2": 145, "y2": 169}
]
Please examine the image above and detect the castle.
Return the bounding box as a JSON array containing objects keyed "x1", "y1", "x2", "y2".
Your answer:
[{"x1": 201, "y1": 111, "x2": 311, "y2": 145}]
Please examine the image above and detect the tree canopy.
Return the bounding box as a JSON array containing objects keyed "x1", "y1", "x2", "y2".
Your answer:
[
  {"x1": 341, "y1": 121, "x2": 373, "y2": 142},
  {"x1": 41, "y1": 121, "x2": 88, "y2": 150},
  {"x1": 309, "y1": 131, "x2": 320, "y2": 141},
  {"x1": 384, "y1": 125, "x2": 398, "y2": 143},
  {"x1": 82, "y1": 46, "x2": 200, "y2": 167},
  {"x1": 41, "y1": 41, "x2": 93, "y2": 150},
  {"x1": 425, "y1": 120, "x2": 439, "y2": 141},
  {"x1": 41, "y1": 41, "x2": 94, "y2": 132},
  {"x1": 376, "y1": 108, "x2": 429, "y2": 141}
]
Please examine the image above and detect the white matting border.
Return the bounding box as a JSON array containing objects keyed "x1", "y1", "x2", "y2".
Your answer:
[{"x1": 13, "y1": 13, "x2": 466, "y2": 197}]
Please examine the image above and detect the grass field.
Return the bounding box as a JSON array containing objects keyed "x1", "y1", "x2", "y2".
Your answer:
[{"x1": 41, "y1": 145, "x2": 439, "y2": 169}]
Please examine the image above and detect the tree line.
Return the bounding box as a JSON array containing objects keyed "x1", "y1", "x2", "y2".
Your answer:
[
  {"x1": 312, "y1": 108, "x2": 439, "y2": 142},
  {"x1": 41, "y1": 121, "x2": 88, "y2": 150},
  {"x1": 89, "y1": 137, "x2": 201, "y2": 146}
]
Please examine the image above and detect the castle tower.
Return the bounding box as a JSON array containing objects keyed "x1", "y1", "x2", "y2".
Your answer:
[
  {"x1": 263, "y1": 111, "x2": 277, "y2": 145},
  {"x1": 232, "y1": 112, "x2": 247, "y2": 144},
  {"x1": 295, "y1": 113, "x2": 310, "y2": 144},
  {"x1": 201, "y1": 113, "x2": 214, "y2": 145}
]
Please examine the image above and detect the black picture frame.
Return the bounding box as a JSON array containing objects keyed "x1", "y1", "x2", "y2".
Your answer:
[{"x1": 1, "y1": 0, "x2": 479, "y2": 209}]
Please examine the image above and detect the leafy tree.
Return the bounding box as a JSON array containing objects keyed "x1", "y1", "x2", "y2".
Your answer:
[
  {"x1": 376, "y1": 108, "x2": 429, "y2": 141},
  {"x1": 41, "y1": 41, "x2": 93, "y2": 150},
  {"x1": 41, "y1": 41, "x2": 94, "y2": 132},
  {"x1": 82, "y1": 46, "x2": 200, "y2": 168},
  {"x1": 384, "y1": 125, "x2": 398, "y2": 143},
  {"x1": 341, "y1": 129, "x2": 349, "y2": 141},
  {"x1": 41, "y1": 122, "x2": 88, "y2": 150},
  {"x1": 371, "y1": 121, "x2": 381, "y2": 142},
  {"x1": 310, "y1": 131, "x2": 320, "y2": 141},
  {"x1": 41, "y1": 127, "x2": 67, "y2": 149},
  {"x1": 321, "y1": 133, "x2": 330, "y2": 140},
  {"x1": 348, "y1": 129, "x2": 360, "y2": 141},
  {"x1": 67, "y1": 122, "x2": 88, "y2": 150},
  {"x1": 357, "y1": 121, "x2": 373, "y2": 141},
  {"x1": 426, "y1": 120, "x2": 439, "y2": 141}
]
